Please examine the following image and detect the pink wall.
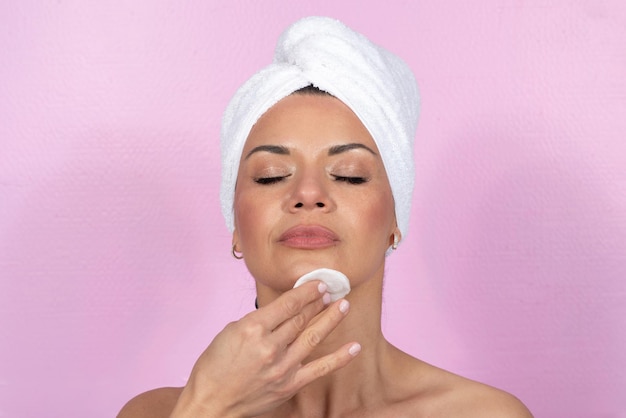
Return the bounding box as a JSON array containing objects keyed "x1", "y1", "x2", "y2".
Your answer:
[{"x1": 1, "y1": 1, "x2": 625, "y2": 416}]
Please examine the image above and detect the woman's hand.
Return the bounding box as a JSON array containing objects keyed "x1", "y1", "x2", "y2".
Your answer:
[{"x1": 169, "y1": 281, "x2": 360, "y2": 418}]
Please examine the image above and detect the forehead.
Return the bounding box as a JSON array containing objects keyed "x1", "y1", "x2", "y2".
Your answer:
[{"x1": 242, "y1": 94, "x2": 379, "y2": 153}]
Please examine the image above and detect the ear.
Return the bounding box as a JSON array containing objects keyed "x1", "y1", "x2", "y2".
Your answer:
[
  {"x1": 232, "y1": 229, "x2": 240, "y2": 250},
  {"x1": 388, "y1": 225, "x2": 402, "y2": 248}
]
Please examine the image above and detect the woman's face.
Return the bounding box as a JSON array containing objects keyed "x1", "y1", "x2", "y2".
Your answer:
[{"x1": 233, "y1": 93, "x2": 398, "y2": 293}]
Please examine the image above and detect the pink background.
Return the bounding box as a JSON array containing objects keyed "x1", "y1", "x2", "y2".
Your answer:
[{"x1": 1, "y1": 1, "x2": 625, "y2": 417}]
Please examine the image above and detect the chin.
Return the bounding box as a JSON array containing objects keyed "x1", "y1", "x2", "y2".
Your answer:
[{"x1": 275, "y1": 254, "x2": 344, "y2": 285}]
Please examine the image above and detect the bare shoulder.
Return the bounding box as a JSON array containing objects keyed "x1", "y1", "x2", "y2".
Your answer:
[
  {"x1": 385, "y1": 350, "x2": 533, "y2": 418},
  {"x1": 412, "y1": 363, "x2": 534, "y2": 417},
  {"x1": 117, "y1": 387, "x2": 183, "y2": 418},
  {"x1": 453, "y1": 379, "x2": 533, "y2": 418}
]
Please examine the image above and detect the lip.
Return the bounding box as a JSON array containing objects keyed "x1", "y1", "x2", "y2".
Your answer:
[{"x1": 278, "y1": 225, "x2": 339, "y2": 249}]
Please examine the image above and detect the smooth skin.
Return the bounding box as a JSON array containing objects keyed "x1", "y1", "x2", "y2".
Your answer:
[{"x1": 118, "y1": 94, "x2": 533, "y2": 417}]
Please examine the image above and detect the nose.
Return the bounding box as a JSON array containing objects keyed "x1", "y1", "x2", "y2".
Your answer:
[{"x1": 287, "y1": 170, "x2": 335, "y2": 213}]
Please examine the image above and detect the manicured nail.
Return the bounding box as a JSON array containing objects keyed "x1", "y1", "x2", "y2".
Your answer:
[
  {"x1": 339, "y1": 299, "x2": 350, "y2": 313},
  {"x1": 349, "y1": 343, "x2": 361, "y2": 356},
  {"x1": 322, "y1": 292, "x2": 331, "y2": 305},
  {"x1": 318, "y1": 282, "x2": 328, "y2": 293}
]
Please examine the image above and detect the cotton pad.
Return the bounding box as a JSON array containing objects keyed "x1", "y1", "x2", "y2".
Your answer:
[{"x1": 293, "y1": 268, "x2": 351, "y2": 302}]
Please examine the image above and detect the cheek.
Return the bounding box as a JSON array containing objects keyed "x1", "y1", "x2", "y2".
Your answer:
[
  {"x1": 233, "y1": 188, "x2": 275, "y2": 248},
  {"x1": 349, "y1": 188, "x2": 396, "y2": 240},
  {"x1": 233, "y1": 191, "x2": 255, "y2": 244},
  {"x1": 372, "y1": 186, "x2": 395, "y2": 221}
]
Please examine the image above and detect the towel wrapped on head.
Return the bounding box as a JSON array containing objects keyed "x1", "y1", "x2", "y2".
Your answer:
[{"x1": 220, "y1": 16, "x2": 420, "y2": 244}]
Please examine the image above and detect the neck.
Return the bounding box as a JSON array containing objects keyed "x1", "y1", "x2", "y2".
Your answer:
[
  {"x1": 257, "y1": 267, "x2": 399, "y2": 417},
  {"x1": 287, "y1": 340, "x2": 393, "y2": 418}
]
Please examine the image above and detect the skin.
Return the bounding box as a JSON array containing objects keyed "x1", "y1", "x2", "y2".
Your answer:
[{"x1": 118, "y1": 94, "x2": 533, "y2": 417}]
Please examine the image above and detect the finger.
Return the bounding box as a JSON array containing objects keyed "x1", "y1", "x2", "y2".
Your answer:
[
  {"x1": 269, "y1": 294, "x2": 328, "y2": 346},
  {"x1": 286, "y1": 299, "x2": 350, "y2": 362},
  {"x1": 293, "y1": 341, "x2": 361, "y2": 389},
  {"x1": 257, "y1": 280, "x2": 329, "y2": 330}
]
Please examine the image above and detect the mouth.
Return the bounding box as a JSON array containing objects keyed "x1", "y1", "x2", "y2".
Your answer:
[{"x1": 278, "y1": 225, "x2": 339, "y2": 249}]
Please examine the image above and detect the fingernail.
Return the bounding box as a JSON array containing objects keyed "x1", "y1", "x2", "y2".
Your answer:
[
  {"x1": 322, "y1": 292, "x2": 331, "y2": 305},
  {"x1": 339, "y1": 299, "x2": 350, "y2": 313},
  {"x1": 349, "y1": 343, "x2": 361, "y2": 356},
  {"x1": 318, "y1": 282, "x2": 328, "y2": 293}
]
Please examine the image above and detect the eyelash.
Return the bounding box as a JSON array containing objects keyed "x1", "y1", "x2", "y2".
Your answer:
[
  {"x1": 332, "y1": 175, "x2": 368, "y2": 185},
  {"x1": 254, "y1": 175, "x2": 289, "y2": 185},
  {"x1": 253, "y1": 174, "x2": 368, "y2": 185}
]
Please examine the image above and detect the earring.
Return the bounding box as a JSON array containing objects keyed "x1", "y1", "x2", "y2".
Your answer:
[
  {"x1": 392, "y1": 233, "x2": 399, "y2": 250},
  {"x1": 232, "y1": 244, "x2": 244, "y2": 260}
]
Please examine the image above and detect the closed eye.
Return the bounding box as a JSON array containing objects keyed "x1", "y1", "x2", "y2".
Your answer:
[
  {"x1": 332, "y1": 175, "x2": 368, "y2": 185},
  {"x1": 254, "y1": 175, "x2": 291, "y2": 185}
]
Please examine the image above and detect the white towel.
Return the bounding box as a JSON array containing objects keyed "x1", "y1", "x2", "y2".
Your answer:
[{"x1": 221, "y1": 16, "x2": 419, "y2": 242}]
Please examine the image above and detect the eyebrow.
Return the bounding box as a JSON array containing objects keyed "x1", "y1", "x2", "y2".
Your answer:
[
  {"x1": 328, "y1": 143, "x2": 377, "y2": 156},
  {"x1": 245, "y1": 145, "x2": 290, "y2": 160},
  {"x1": 244, "y1": 142, "x2": 377, "y2": 160}
]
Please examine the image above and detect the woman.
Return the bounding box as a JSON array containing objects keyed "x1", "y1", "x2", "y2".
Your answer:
[{"x1": 119, "y1": 17, "x2": 532, "y2": 417}]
